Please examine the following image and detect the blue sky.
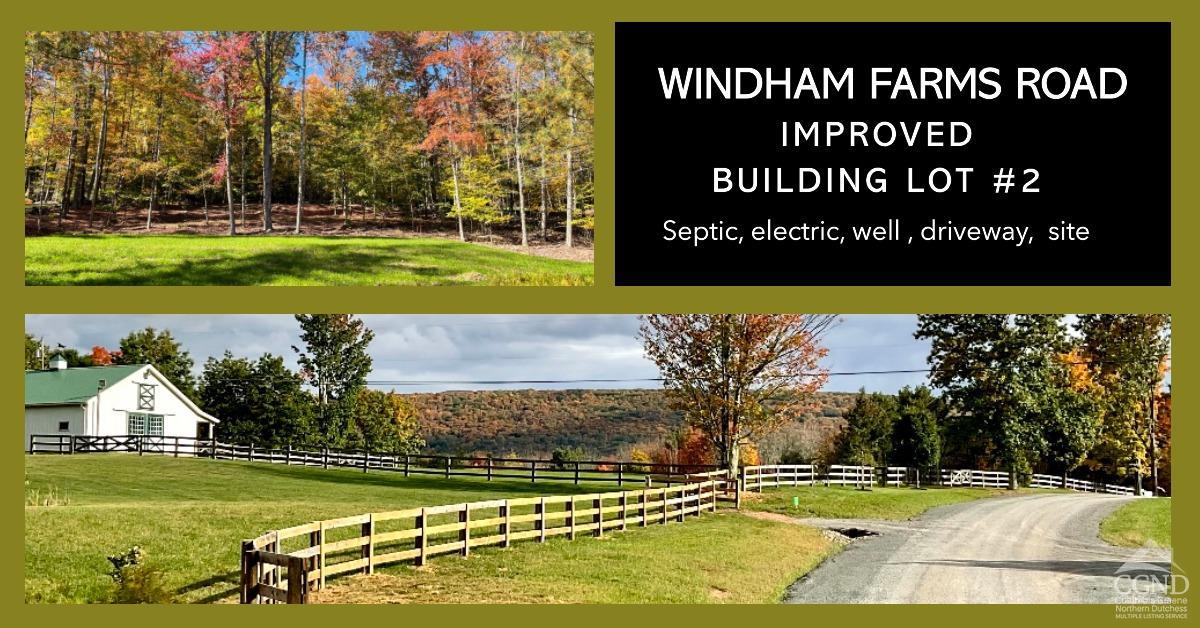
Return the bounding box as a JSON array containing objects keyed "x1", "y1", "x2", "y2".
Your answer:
[{"x1": 25, "y1": 314, "x2": 934, "y2": 394}]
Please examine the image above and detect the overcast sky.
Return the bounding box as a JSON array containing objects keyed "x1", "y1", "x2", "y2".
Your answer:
[{"x1": 25, "y1": 314, "x2": 936, "y2": 393}]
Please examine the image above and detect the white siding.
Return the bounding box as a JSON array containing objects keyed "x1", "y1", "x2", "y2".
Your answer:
[
  {"x1": 93, "y1": 366, "x2": 208, "y2": 438},
  {"x1": 24, "y1": 405, "x2": 85, "y2": 450},
  {"x1": 26, "y1": 365, "x2": 216, "y2": 451}
]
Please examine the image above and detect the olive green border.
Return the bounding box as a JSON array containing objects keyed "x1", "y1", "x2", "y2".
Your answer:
[{"x1": 10, "y1": 0, "x2": 1197, "y2": 622}]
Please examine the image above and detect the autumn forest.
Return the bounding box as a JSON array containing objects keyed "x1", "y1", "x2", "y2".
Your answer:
[{"x1": 23, "y1": 31, "x2": 595, "y2": 248}]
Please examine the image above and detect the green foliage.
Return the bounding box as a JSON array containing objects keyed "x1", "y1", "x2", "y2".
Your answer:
[
  {"x1": 550, "y1": 446, "x2": 587, "y2": 469},
  {"x1": 1076, "y1": 315, "x2": 1171, "y2": 481},
  {"x1": 114, "y1": 327, "x2": 197, "y2": 398},
  {"x1": 890, "y1": 385, "x2": 943, "y2": 473},
  {"x1": 107, "y1": 546, "x2": 174, "y2": 604},
  {"x1": 25, "y1": 333, "x2": 48, "y2": 369},
  {"x1": 198, "y1": 352, "x2": 314, "y2": 447},
  {"x1": 293, "y1": 314, "x2": 374, "y2": 446},
  {"x1": 833, "y1": 389, "x2": 897, "y2": 466},
  {"x1": 916, "y1": 315, "x2": 1070, "y2": 476},
  {"x1": 445, "y1": 152, "x2": 508, "y2": 225},
  {"x1": 348, "y1": 388, "x2": 424, "y2": 453}
]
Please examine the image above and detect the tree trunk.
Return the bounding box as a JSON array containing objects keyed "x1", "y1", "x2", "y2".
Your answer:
[
  {"x1": 256, "y1": 32, "x2": 278, "y2": 232},
  {"x1": 146, "y1": 91, "x2": 164, "y2": 229},
  {"x1": 240, "y1": 131, "x2": 247, "y2": 227},
  {"x1": 89, "y1": 45, "x2": 112, "y2": 206},
  {"x1": 539, "y1": 148, "x2": 547, "y2": 239},
  {"x1": 59, "y1": 92, "x2": 81, "y2": 223},
  {"x1": 225, "y1": 125, "x2": 236, "y2": 236},
  {"x1": 451, "y1": 157, "x2": 465, "y2": 241},
  {"x1": 295, "y1": 32, "x2": 308, "y2": 234},
  {"x1": 564, "y1": 106, "x2": 575, "y2": 248},
  {"x1": 512, "y1": 35, "x2": 528, "y2": 247}
]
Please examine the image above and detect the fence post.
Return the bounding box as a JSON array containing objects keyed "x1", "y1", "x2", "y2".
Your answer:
[
  {"x1": 679, "y1": 486, "x2": 687, "y2": 522},
  {"x1": 574, "y1": 461, "x2": 580, "y2": 485},
  {"x1": 286, "y1": 555, "x2": 306, "y2": 604},
  {"x1": 404, "y1": 455, "x2": 410, "y2": 477},
  {"x1": 285, "y1": 445, "x2": 291, "y2": 466},
  {"x1": 323, "y1": 447, "x2": 329, "y2": 469},
  {"x1": 307, "y1": 527, "x2": 320, "y2": 592},
  {"x1": 501, "y1": 499, "x2": 511, "y2": 548},
  {"x1": 362, "y1": 513, "x2": 375, "y2": 574},
  {"x1": 415, "y1": 507, "x2": 428, "y2": 566},
  {"x1": 568, "y1": 497, "x2": 577, "y2": 540},
  {"x1": 620, "y1": 493, "x2": 629, "y2": 531},
  {"x1": 618, "y1": 463, "x2": 624, "y2": 487},
  {"x1": 460, "y1": 504, "x2": 471, "y2": 557},
  {"x1": 640, "y1": 489, "x2": 648, "y2": 527},
  {"x1": 239, "y1": 540, "x2": 256, "y2": 604},
  {"x1": 363, "y1": 450, "x2": 370, "y2": 473},
  {"x1": 445, "y1": 456, "x2": 451, "y2": 479},
  {"x1": 593, "y1": 495, "x2": 603, "y2": 537},
  {"x1": 137, "y1": 436, "x2": 144, "y2": 456},
  {"x1": 530, "y1": 460, "x2": 536, "y2": 483},
  {"x1": 247, "y1": 442, "x2": 254, "y2": 463},
  {"x1": 487, "y1": 457, "x2": 493, "y2": 481},
  {"x1": 537, "y1": 497, "x2": 547, "y2": 542}
]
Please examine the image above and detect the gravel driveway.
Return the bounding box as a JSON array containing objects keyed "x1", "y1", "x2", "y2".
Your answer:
[{"x1": 780, "y1": 492, "x2": 1171, "y2": 604}]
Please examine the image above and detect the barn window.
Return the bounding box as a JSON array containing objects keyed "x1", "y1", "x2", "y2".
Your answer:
[
  {"x1": 127, "y1": 413, "x2": 165, "y2": 436},
  {"x1": 137, "y1": 384, "x2": 156, "y2": 410},
  {"x1": 128, "y1": 413, "x2": 146, "y2": 435},
  {"x1": 57, "y1": 421, "x2": 69, "y2": 432}
]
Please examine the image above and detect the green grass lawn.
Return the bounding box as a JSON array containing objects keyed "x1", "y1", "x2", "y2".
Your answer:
[
  {"x1": 24, "y1": 235, "x2": 592, "y2": 286},
  {"x1": 741, "y1": 484, "x2": 1013, "y2": 520},
  {"x1": 24, "y1": 455, "x2": 611, "y2": 603},
  {"x1": 1100, "y1": 498, "x2": 1172, "y2": 549},
  {"x1": 25, "y1": 455, "x2": 834, "y2": 604},
  {"x1": 315, "y1": 512, "x2": 834, "y2": 604}
]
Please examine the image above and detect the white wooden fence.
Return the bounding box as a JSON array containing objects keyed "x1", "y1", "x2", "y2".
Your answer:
[
  {"x1": 1030, "y1": 473, "x2": 1135, "y2": 495},
  {"x1": 740, "y1": 464, "x2": 1136, "y2": 496},
  {"x1": 940, "y1": 468, "x2": 1010, "y2": 488}
]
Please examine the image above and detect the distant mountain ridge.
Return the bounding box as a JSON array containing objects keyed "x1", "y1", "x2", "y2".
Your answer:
[{"x1": 406, "y1": 388, "x2": 858, "y2": 459}]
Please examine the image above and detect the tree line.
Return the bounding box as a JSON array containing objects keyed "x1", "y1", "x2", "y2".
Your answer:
[
  {"x1": 638, "y1": 314, "x2": 1171, "y2": 494},
  {"x1": 24, "y1": 31, "x2": 594, "y2": 245},
  {"x1": 814, "y1": 315, "x2": 1172, "y2": 492}
]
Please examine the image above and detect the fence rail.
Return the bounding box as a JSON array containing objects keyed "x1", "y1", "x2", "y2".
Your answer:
[
  {"x1": 27, "y1": 434, "x2": 718, "y2": 487},
  {"x1": 240, "y1": 476, "x2": 731, "y2": 604},
  {"x1": 740, "y1": 464, "x2": 1136, "y2": 496}
]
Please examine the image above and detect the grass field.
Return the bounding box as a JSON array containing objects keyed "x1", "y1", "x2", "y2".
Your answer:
[
  {"x1": 24, "y1": 235, "x2": 593, "y2": 286},
  {"x1": 314, "y1": 512, "x2": 834, "y2": 604},
  {"x1": 26, "y1": 455, "x2": 838, "y2": 604},
  {"x1": 1100, "y1": 498, "x2": 1172, "y2": 549},
  {"x1": 741, "y1": 485, "x2": 1014, "y2": 520},
  {"x1": 24, "y1": 455, "x2": 609, "y2": 603}
]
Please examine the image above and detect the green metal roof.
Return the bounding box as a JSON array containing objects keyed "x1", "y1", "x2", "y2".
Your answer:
[{"x1": 24, "y1": 364, "x2": 145, "y2": 405}]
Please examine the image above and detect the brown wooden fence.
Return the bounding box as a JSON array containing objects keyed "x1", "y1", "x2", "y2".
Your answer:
[
  {"x1": 28, "y1": 434, "x2": 717, "y2": 486},
  {"x1": 239, "y1": 471, "x2": 732, "y2": 604}
]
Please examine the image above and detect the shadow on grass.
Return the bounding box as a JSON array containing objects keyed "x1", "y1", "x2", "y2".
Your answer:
[
  {"x1": 26, "y1": 235, "x2": 590, "y2": 286},
  {"x1": 237, "y1": 460, "x2": 607, "y2": 496}
]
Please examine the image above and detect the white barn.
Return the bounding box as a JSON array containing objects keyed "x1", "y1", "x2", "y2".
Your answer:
[{"x1": 25, "y1": 356, "x2": 218, "y2": 451}]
